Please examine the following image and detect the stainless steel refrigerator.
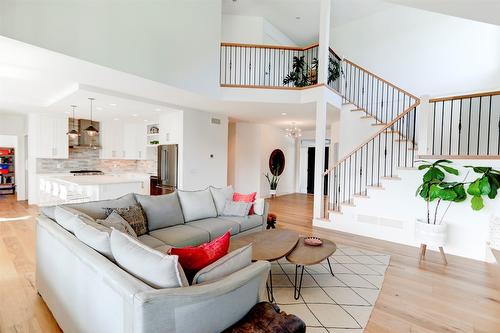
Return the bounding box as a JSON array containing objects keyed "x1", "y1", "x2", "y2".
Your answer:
[{"x1": 157, "y1": 144, "x2": 178, "y2": 189}]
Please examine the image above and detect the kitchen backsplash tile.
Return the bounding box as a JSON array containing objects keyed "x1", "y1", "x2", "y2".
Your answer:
[{"x1": 37, "y1": 149, "x2": 157, "y2": 174}]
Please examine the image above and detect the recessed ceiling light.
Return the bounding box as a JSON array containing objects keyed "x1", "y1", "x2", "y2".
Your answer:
[
  {"x1": 113, "y1": 118, "x2": 119, "y2": 121},
  {"x1": 132, "y1": 114, "x2": 138, "y2": 117},
  {"x1": 144, "y1": 119, "x2": 149, "y2": 122},
  {"x1": 109, "y1": 103, "x2": 117, "y2": 107},
  {"x1": 281, "y1": 112, "x2": 287, "y2": 116},
  {"x1": 96, "y1": 107, "x2": 103, "y2": 111},
  {"x1": 155, "y1": 108, "x2": 161, "y2": 112}
]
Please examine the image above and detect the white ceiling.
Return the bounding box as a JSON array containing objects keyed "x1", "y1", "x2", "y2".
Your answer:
[
  {"x1": 385, "y1": 0, "x2": 500, "y2": 26},
  {"x1": 222, "y1": 0, "x2": 392, "y2": 45}
]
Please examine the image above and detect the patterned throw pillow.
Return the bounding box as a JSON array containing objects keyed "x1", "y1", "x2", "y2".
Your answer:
[
  {"x1": 222, "y1": 200, "x2": 252, "y2": 217},
  {"x1": 233, "y1": 192, "x2": 257, "y2": 215},
  {"x1": 97, "y1": 211, "x2": 137, "y2": 238},
  {"x1": 104, "y1": 204, "x2": 148, "y2": 236}
]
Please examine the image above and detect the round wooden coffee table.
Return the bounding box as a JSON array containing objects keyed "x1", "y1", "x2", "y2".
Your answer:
[
  {"x1": 230, "y1": 229, "x2": 299, "y2": 302},
  {"x1": 286, "y1": 237, "x2": 337, "y2": 299}
]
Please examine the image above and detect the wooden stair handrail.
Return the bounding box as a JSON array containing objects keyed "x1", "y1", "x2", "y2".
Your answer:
[
  {"x1": 344, "y1": 59, "x2": 418, "y2": 101},
  {"x1": 220, "y1": 42, "x2": 319, "y2": 51},
  {"x1": 429, "y1": 90, "x2": 500, "y2": 103},
  {"x1": 324, "y1": 100, "x2": 421, "y2": 175}
]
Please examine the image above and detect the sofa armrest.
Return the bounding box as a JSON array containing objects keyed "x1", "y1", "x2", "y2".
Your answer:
[{"x1": 133, "y1": 261, "x2": 270, "y2": 333}]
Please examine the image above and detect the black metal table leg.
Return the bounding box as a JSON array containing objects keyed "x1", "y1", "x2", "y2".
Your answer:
[
  {"x1": 293, "y1": 265, "x2": 305, "y2": 300},
  {"x1": 266, "y1": 270, "x2": 275, "y2": 303},
  {"x1": 326, "y1": 258, "x2": 335, "y2": 276}
]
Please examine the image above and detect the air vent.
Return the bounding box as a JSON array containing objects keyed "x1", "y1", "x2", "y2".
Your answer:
[{"x1": 211, "y1": 118, "x2": 221, "y2": 125}]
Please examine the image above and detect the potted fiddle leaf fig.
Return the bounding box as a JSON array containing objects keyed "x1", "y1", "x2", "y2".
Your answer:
[
  {"x1": 415, "y1": 160, "x2": 464, "y2": 247},
  {"x1": 416, "y1": 160, "x2": 500, "y2": 248}
]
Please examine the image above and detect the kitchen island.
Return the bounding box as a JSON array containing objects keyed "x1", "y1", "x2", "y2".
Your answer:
[{"x1": 38, "y1": 174, "x2": 149, "y2": 206}]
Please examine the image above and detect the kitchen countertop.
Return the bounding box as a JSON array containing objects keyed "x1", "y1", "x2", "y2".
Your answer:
[{"x1": 49, "y1": 175, "x2": 143, "y2": 186}]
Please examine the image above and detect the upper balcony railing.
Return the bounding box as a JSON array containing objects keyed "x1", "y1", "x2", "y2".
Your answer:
[
  {"x1": 219, "y1": 42, "x2": 342, "y2": 92},
  {"x1": 427, "y1": 91, "x2": 500, "y2": 157}
]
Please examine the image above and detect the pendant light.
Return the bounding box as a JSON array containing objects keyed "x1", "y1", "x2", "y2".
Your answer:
[
  {"x1": 85, "y1": 97, "x2": 99, "y2": 136},
  {"x1": 66, "y1": 105, "x2": 80, "y2": 139}
]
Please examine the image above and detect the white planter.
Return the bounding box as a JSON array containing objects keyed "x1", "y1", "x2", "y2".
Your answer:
[
  {"x1": 269, "y1": 189, "x2": 277, "y2": 196},
  {"x1": 415, "y1": 219, "x2": 448, "y2": 247},
  {"x1": 489, "y1": 215, "x2": 500, "y2": 251}
]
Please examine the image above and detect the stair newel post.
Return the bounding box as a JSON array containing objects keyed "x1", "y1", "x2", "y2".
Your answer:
[{"x1": 417, "y1": 95, "x2": 432, "y2": 156}]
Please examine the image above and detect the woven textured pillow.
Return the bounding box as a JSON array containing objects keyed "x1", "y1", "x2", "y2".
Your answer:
[
  {"x1": 104, "y1": 204, "x2": 148, "y2": 236},
  {"x1": 222, "y1": 200, "x2": 252, "y2": 217}
]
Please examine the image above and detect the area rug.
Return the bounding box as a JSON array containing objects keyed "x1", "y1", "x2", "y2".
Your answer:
[{"x1": 271, "y1": 244, "x2": 390, "y2": 332}]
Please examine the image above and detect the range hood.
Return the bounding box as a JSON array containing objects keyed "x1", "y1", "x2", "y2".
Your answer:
[{"x1": 68, "y1": 118, "x2": 101, "y2": 149}]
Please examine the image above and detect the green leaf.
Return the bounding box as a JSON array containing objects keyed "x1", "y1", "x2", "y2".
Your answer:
[
  {"x1": 418, "y1": 183, "x2": 430, "y2": 199},
  {"x1": 467, "y1": 179, "x2": 481, "y2": 196},
  {"x1": 429, "y1": 184, "x2": 441, "y2": 201},
  {"x1": 453, "y1": 184, "x2": 467, "y2": 202},
  {"x1": 471, "y1": 195, "x2": 484, "y2": 210},
  {"x1": 434, "y1": 159, "x2": 452, "y2": 165},
  {"x1": 423, "y1": 167, "x2": 445, "y2": 182},
  {"x1": 418, "y1": 164, "x2": 431, "y2": 170},
  {"x1": 488, "y1": 174, "x2": 499, "y2": 199},
  {"x1": 479, "y1": 176, "x2": 491, "y2": 195},
  {"x1": 438, "y1": 188, "x2": 457, "y2": 201},
  {"x1": 440, "y1": 165, "x2": 459, "y2": 175},
  {"x1": 464, "y1": 166, "x2": 492, "y2": 174}
]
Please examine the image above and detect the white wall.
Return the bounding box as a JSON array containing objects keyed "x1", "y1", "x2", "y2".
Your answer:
[
  {"x1": 180, "y1": 109, "x2": 228, "y2": 191},
  {"x1": 221, "y1": 15, "x2": 296, "y2": 46},
  {"x1": 332, "y1": 5, "x2": 500, "y2": 97},
  {"x1": 0, "y1": 0, "x2": 222, "y2": 96},
  {"x1": 0, "y1": 113, "x2": 26, "y2": 200},
  {"x1": 229, "y1": 122, "x2": 296, "y2": 198},
  {"x1": 315, "y1": 160, "x2": 500, "y2": 262},
  {"x1": 337, "y1": 104, "x2": 380, "y2": 157}
]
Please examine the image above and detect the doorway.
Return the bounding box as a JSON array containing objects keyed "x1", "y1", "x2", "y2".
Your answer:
[{"x1": 306, "y1": 147, "x2": 329, "y2": 195}]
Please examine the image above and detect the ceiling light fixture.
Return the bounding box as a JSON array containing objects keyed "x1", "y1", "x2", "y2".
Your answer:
[
  {"x1": 132, "y1": 113, "x2": 138, "y2": 117},
  {"x1": 85, "y1": 98, "x2": 99, "y2": 136},
  {"x1": 96, "y1": 107, "x2": 103, "y2": 111},
  {"x1": 109, "y1": 103, "x2": 117, "y2": 107},
  {"x1": 155, "y1": 108, "x2": 161, "y2": 112},
  {"x1": 66, "y1": 105, "x2": 80, "y2": 139},
  {"x1": 281, "y1": 112, "x2": 287, "y2": 116},
  {"x1": 285, "y1": 122, "x2": 302, "y2": 139}
]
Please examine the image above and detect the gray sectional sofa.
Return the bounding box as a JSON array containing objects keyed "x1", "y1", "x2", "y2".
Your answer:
[{"x1": 37, "y1": 187, "x2": 270, "y2": 333}]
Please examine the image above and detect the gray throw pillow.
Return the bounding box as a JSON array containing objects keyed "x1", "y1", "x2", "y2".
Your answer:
[
  {"x1": 192, "y1": 244, "x2": 252, "y2": 285},
  {"x1": 73, "y1": 215, "x2": 113, "y2": 259},
  {"x1": 210, "y1": 185, "x2": 234, "y2": 215},
  {"x1": 65, "y1": 193, "x2": 138, "y2": 220},
  {"x1": 135, "y1": 192, "x2": 184, "y2": 231},
  {"x1": 177, "y1": 188, "x2": 217, "y2": 222},
  {"x1": 104, "y1": 204, "x2": 148, "y2": 236},
  {"x1": 222, "y1": 200, "x2": 252, "y2": 217},
  {"x1": 41, "y1": 206, "x2": 56, "y2": 220},
  {"x1": 97, "y1": 211, "x2": 137, "y2": 237},
  {"x1": 54, "y1": 205, "x2": 95, "y2": 233}
]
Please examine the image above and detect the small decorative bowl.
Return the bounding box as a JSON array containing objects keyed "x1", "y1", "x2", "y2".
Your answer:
[{"x1": 304, "y1": 237, "x2": 323, "y2": 246}]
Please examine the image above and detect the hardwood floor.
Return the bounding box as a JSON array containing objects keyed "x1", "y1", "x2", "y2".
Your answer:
[{"x1": 0, "y1": 193, "x2": 499, "y2": 332}]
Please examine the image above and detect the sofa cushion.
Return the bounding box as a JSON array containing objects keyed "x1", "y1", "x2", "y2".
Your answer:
[
  {"x1": 104, "y1": 204, "x2": 148, "y2": 236},
  {"x1": 188, "y1": 218, "x2": 240, "y2": 240},
  {"x1": 222, "y1": 200, "x2": 252, "y2": 217},
  {"x1": 65, "y1": 193, "x2": 137, "y2": 220},
  {"x1": 54, "y1": 205, "x2": 95, "y2": 233},
  {"x1": 73, "y1": 215, "x2": 113, "y2": 259},
  {"x1": 41, "y1": 206, "x2": 56, "y2": 220},
  {"x1": 138, "y1": 234, "x2": 168, "y2": 249},
  {"x1": 210, "y1": 185, "x2": 234, "y2": 215},
  {"x1": 149, "y1": 225, "x2": 210, "y2": 247},
  {"x1": 192, "y1": 244, "x2": 252, "y2": 285},
  {"x1": 177, "y1": 188, "x2": 217, "y2": 222},
  {"x1": 135, "y1": 192, "x2": 184, "y2": 231},
  {"x1": 96, "y1": 211, "x2": 137, "y2": 237},
  {"x1": 233, "y1": 192, "x2": 257, "y2": 215},
  {"x1": 219, "y1": 215, "x2": 263, "y2": 232},
  {"x1": 110, "y1": 230, "x2": 187, "y2": 288}
]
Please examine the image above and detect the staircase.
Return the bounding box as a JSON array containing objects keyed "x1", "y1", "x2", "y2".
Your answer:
[{"x1": 323, "y1": 60, "x2": 420, "y2": 216}]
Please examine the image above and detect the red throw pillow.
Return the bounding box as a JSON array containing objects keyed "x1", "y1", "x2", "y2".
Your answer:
[
  {"x1": 233, "y1": 192, "x2": 257, "y2": 215},
  {"x1": 170, "y1": 231, "x2": 230, "y2": 271}
]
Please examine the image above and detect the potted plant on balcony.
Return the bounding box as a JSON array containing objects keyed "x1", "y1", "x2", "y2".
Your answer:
[{"x1": 416, "y1": 160, "x2": 500, "y2": 263}]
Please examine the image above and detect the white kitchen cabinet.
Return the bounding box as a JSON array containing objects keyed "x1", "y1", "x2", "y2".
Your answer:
[
  {"x1": 37, "y1": 115, "x2": 69, "y2": 159},
  {"x1": 159, "y1": 112, "x2": 181, "y2": 144},
  {"x1": 101, "y1": 121, "x2": 148, "y2": 160}
]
